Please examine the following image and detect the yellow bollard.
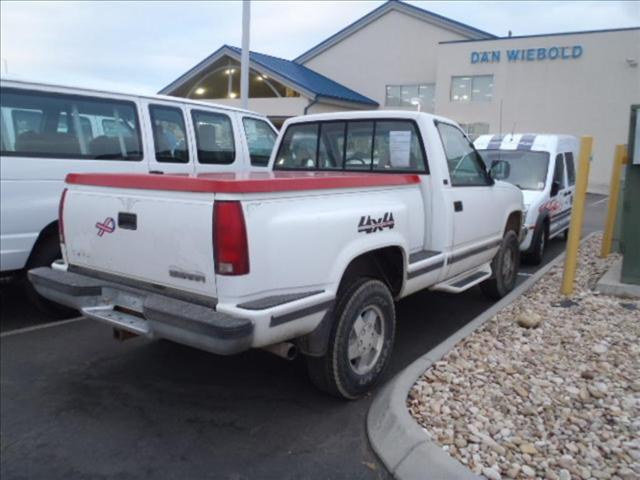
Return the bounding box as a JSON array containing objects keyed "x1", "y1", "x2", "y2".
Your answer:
[
  {"x1": 600, "y1": 144, "x2": 628, "y2": 257},
  {"x1": 561, "y1": 136, "x2": 593, "y2": 296}
]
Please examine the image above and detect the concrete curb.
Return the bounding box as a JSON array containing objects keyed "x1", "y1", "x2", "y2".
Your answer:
[{"x1": 367, "y1": 232, "x2": 599, "y2": 480}]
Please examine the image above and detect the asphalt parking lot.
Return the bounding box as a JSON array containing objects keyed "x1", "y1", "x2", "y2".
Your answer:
[{"x1": 0, "y1": 195, "x2": 607, "y2": 480}]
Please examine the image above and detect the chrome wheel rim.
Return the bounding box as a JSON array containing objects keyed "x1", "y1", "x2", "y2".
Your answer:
[
  {"x1": 539, "y1": 232, "x2": 546, "y2": 257},
  {"x1": 348, "y1": 305, "x2": 385, "y2": 375}
]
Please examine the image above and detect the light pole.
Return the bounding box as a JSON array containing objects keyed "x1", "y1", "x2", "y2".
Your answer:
[{"x1": 240, "y1": 0, "x2": 250, "y2": 110}]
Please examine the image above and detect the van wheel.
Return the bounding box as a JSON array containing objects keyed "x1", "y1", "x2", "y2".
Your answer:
[
  {"x1": 527, "y1": 223, "x2": 548, "y2": 266},
  {"x1": 481, "y1": 230, "x2": 520, "y2": 300},
  {"x1": 305, "y1": 278, "x2": 395, "y2": 400},
  {"x1": 24, "y1": 236, "x2": 77, "y2": 319}
]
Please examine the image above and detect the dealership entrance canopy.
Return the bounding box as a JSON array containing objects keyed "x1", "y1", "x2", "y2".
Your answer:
[{"x1": 161, "y1": 0, "x2": 640, "y2": 192}]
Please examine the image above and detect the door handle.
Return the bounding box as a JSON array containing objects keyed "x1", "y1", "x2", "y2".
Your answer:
[
  {"x1": 118, "y1": 212, "x2": 137, "y2": 230},
  {"x1": 454, "y1": 201, "x2": 463, "y2": 212}
]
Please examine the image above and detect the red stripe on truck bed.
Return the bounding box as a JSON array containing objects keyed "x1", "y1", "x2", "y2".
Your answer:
[{"x1": 65, "y1": 171, "x2": 421, "y2": 193}]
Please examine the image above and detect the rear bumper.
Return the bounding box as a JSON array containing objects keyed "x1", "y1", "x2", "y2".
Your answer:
[{"x1": 28, "y1": 267, "x2": 253, "y2": 355}]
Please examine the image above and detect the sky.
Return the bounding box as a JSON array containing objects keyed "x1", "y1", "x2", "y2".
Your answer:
[{"x1": 1, "y1": 1, "x2": 638, "y2": 95}]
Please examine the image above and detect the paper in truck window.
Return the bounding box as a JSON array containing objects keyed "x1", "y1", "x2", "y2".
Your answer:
[{"x1": 389, "y1": 131, "x2": 411, "y2": 167}]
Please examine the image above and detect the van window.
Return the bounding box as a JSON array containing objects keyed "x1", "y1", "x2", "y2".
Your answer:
[
  {"x1": 0, "y1": 88, "x2": 142, "y2": 160},
  {"x1": 565, "y1": 152, "x2": 576, "y2": 186},
  {"x1": 274, "y1": 119, "x2": 428, "y2": 173},
  {"x1": 553, "y1": 154, "x2": 565, "y2": 188},
  {"x1": 149, "y1": 105, "x2": 189, "y2": 163},
  {"x1": 191, "y1": 110, "x2": 235, "y2": 164},
  {"x1": 436, "y1": 122, "x2": 489, "y2": 186},
  {"x1": 242, "y1": 117, "x2": 276, "y2": 166}
]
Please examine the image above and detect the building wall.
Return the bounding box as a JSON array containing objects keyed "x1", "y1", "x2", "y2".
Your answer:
[
  {"x1": 302, "y1": 10, "x2": 469, "y2": 108},
  {"x1": 434, "y1": 29, "x2": 640, "y2": 193},
  {"x1": 204, "y1": 97, "x2": 310, "y2": 117}
]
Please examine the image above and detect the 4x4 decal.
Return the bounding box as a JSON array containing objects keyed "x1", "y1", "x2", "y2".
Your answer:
[{"x1": 358, "y1": 212, "x2": 395, "y2": 234}]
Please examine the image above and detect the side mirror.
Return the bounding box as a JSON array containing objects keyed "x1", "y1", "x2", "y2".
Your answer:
[
  {"x1": 489, "y1": 160, "x2": 511, "y2": 180},
  {"x1": 550, "y1": 180, "x2": 560, "y2": 197}
]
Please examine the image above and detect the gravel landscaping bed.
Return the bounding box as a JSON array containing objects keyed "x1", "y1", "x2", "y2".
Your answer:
[{"x1": 408, "y1": 234, "x2": 639, "y2": 480}]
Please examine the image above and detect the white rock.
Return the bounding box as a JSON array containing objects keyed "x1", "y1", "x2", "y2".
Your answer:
[
  {"x1": 592, "y1": 344, "x2": 608, "y2": 354},
  {"x1": 482, "y1": 466, "x2": 502, "y2": 480},
  {"x1": 521, "y1": 465, "x2": 536, "y2": 477}
]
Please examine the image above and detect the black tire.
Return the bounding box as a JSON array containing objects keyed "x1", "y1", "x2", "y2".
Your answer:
[
  {"x1": 305, "y1": 278, "x2": 395, "y2": 400},
  {"x1": 526, "y1": 222, "x2": 548, "y2": 266},
  {"x1": 481, "y1": 230, "x2": 520, "y2": 300},
  {"x1": 562, "y1": 228, "x2": 569, "y2": 241},
  {"x1": 23, "y1": 235, "x2": 77, "y2": 319}
]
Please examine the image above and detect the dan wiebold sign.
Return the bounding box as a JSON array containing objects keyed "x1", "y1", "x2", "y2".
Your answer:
[{"x1": 471, "y1": 45, "x2": 583, "y2": 64}]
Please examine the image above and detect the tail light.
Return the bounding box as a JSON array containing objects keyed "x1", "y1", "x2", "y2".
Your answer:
[
  {"x1": 213, "y1": 201, "x2": 249, "y2": 275},
  {"x1": 58, "y1": 188, "x2": 68, "y2": 244}
]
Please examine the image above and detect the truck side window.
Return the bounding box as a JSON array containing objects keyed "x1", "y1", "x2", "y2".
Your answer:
[
  {"x1": 242, "y1": 117, "x2": 276, "y2": 167},
  {"x1": 553, "y1": 154, "x2": 565, "y2": 189},
  {"x1": 275, "y1": 123, "x2": 319, "y2": 169},
  {"x1": 191, "y1": 110, "x2": 235, "y2": 164},
  {"x1": 149, "y1": 105, "x2": 189, "y2": 163},
  {"x1": 436, "y1": 122, "x2": 489, "y2": 186},
  {"x1": 565, "y1": 152, "x2": 576, "y2": 186},
  {"x1": 373, "y1": 121, "x2": 426, "y2": 172}
]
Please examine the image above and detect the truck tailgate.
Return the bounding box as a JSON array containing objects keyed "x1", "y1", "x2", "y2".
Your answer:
[{"x1": 63, "y1": 187, "x2": 216, "y2": 297}]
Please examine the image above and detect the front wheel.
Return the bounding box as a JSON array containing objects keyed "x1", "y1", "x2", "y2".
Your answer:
[
  {"x1": 305, "y1": 278, "x2": 395, "y2": 400},
  {"x1": 481, "y1": 230, "x2": 520, "y2": 300}
]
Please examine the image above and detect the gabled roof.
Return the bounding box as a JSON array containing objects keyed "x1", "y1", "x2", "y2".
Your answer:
[
  {"x1": 158, "y1": 45, "x2": 378, "y2": 107},
  {"x1": 294, "y1": 0, "x2": 496, "y2": 64}
]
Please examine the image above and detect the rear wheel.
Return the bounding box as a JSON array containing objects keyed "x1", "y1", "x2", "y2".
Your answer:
[
  {"x1": 306, "y1": 278, "x2": 395, "y2": 400},
  {"x1": 24, "y1": 236, "x2": 76, "y2": 319},
  {"x1": 481, "y1": 230, "x2": 520, "y2": 300}
]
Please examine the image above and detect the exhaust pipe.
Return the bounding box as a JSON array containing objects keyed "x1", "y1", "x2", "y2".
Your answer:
[{"x1": 262, "y1": 342, "x2": 298, "y2": 361}]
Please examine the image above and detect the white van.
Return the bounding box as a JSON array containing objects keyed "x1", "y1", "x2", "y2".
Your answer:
[
  {"x1": 1, "y1": 78, "x2": 277, "y2": 315},
  {"x1": 474, "y1": 134, "x2": 578, "y2": 264}
]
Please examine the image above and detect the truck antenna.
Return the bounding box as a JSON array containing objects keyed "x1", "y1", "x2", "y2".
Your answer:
[{"x1": 510, "y1": 122, "x2": 516, "y2": 140}]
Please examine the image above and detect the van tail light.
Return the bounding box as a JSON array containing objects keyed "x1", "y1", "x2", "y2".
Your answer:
[
  {"x1": 213, "y1": 201, "x2": 249, "y2": 275},
  {"x1": 58, "y1": 188, "x2": 68, "y2": 244}
]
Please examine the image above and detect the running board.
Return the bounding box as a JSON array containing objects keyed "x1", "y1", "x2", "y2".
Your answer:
[{"x1": 431, "y1": 267, "x2": 491, "y2": 293}]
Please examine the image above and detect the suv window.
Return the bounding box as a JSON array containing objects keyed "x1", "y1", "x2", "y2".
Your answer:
[
  {"x1": 565, "y1": 152, "x2": 576, "y2": 186},
  {"x1": 149, "y1": 105, "x2": 189, "y2": 164},
  {"x1": 553, "y1": 153, "x2": 565, "y2": 188},
  {"x1": 275, "y1": 119, "x2": 427, "y2": 172},
  {"x1": 242, "y1": 117, "x2": 276, "y2": 166},
  {"x1": 192, "y1": 110, "x2": 235, "y2": 164},
  {"x1": 1, "y1": 88, "x2": 142, "y2": 160},
  {"x1": 436, "y1": 122, "x2": 489, "y2": 186}
]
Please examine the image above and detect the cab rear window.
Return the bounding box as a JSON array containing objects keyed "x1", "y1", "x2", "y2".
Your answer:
[
  {"x1": 274, "y1": 119, "x2": 428, "y2": 173},
  {"x1": 0, "y1": 88, "x2": 142, "y2": 160}
]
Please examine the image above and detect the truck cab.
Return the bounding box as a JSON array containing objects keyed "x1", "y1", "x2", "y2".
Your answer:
[{"x1": 474, "y1": 134, "x2": 578, "y2": 264}]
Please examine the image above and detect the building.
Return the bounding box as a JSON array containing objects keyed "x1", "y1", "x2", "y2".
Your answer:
[{"x1": 160, "y1": 0, "x2": 640, "y2": 193}]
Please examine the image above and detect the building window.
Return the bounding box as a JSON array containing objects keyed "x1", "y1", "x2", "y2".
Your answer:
[
  {"x1": 450, "y1": 75, "x2": 493, "y2": 103},
  {"x1": 459, "y1": 122, "x2": 490, "y2": 140},
  {"x1": 385, "y1": 84, "x2": 435, "y2": 112}
]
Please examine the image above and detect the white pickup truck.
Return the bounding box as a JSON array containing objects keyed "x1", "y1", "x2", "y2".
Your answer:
[{"x1": 29, "y1": 111, "x2": 523, "y2": 399}]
